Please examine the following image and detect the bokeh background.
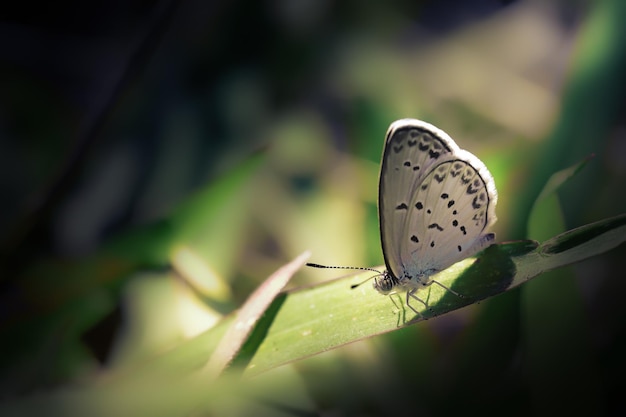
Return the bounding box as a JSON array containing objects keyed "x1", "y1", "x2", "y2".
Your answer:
[{"x1": 1, "y1": 0, "x2": 626, "y2": 415}]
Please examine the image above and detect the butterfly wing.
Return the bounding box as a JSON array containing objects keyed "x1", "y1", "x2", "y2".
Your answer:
[
  {"x1": 400, "y1": 150, "x2": 498, "y2": 277},
  {"x1": 378, "y1": 119, "x2": 498, "y2": 282},
  {"x1": 379, "y1": 119, "x2": 460, "y2": 280}
]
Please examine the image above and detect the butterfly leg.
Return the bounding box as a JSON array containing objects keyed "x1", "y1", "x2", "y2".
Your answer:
[
  {"x1": 430, "y1": 279, "x2": 466, "y2": 299},
  {"x1": 406, "y1": 288, "x2": 433, "y2": 317}
]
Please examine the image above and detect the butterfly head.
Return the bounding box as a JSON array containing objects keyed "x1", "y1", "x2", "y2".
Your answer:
[{"x1": 373, "y1": 271, "x2": 400, "y2": 295}]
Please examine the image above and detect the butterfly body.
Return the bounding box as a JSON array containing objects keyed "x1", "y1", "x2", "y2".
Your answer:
[{"x1": 376, "y1": 119, "x2": 498, "y2": 308}]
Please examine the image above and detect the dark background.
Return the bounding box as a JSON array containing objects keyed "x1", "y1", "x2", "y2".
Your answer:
[{"x1": 1, "y1": 0, "x2": 625, "y2": 415}]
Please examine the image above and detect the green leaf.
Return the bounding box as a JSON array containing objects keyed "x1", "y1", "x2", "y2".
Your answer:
[
  {"x1": 523, "y1": 156, "x2": 606, "y2": 415},
  {"x1": 3, "y1": 215, "x2": 623, "y2": 417},
  {"x1": 204, "y1": 251, "x2": 310, "y2": 378},
  {"x1": 527, "y1": 155, "x2": 593, "y2": 241},
  {"x1": 244, "y1": 215, "x2": 624, "y2": 376}
]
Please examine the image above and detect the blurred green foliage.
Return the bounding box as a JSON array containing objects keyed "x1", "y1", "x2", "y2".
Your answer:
[{"x1": 1, "y1": 0, "x2": 626, "y2": 416}]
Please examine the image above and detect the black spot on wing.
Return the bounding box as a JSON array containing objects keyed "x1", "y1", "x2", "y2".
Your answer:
[
  {"x1": 447, "y1": 200, "x2": 455, "y2": 208},
  {"x1": 451, "y1": 162, "x2": 464, "y2": 178},
  {"x1": 396, "y1": 203, "x2": 408, "y2": 210},
  {"x1": 441, "y1": 193, "x2": 449, "y2": 199},
  {"x1": 461, "y1": 169, "x2": 474, "y2": 184},
  {"x1": 467, "y1": 180, "x2": 481, "y2": 194},
  {"x1": 415, "y1": 202, "x2": 423, "y2": 210},
  {"x1": 410, "y1": 235, "x2": 419, "y2": 243},
  {"x1": 428, "y1": 223, "x2": 444, "y2": 231},
  {"x1": 472, "y1": 212, "x2": 486, "y2": 226}
]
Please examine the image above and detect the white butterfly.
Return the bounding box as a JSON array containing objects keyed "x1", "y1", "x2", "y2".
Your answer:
[
  {"x1": 308, "y1": 119, "x2": 497, "y2": 314},
  {"x1": 373, "y1": 119, "x2": 497, "y2": 312}
]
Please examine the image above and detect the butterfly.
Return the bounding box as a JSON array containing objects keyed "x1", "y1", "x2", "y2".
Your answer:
[{"x1": 308, "y1": 119, "x2": 498, "y2": 314}]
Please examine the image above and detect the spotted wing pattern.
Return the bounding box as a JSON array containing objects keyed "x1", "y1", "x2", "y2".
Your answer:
[{"x1": 378, "y1": 119, "x2": 497, "y2": 288}]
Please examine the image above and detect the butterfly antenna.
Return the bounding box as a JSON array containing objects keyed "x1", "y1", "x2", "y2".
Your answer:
[{"x1": 305, "y1": 263, "x2": 384, "y2": 289}]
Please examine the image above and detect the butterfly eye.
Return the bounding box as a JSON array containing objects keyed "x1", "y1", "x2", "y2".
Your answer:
[{"x1": 373, "y1": 274, "x2": 395, "y2": 294}]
